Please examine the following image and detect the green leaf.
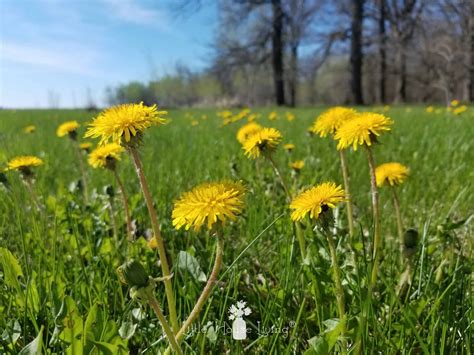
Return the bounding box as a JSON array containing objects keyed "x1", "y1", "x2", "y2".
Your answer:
[
  {"x1": 118, "y1": 321, "x2": 137, "y2": 340},
  {"x1": 1, "y1": 320, "x2": 21, "y2": 345},
  {"x1": 0, "y1": 247, "x2": 23, "y2": 291},
  {"x1": 84, "y1": 303, "x2": 106, "y2": 343},
  {"x1": 19, "y1": 326, "x2": 43, "y2": 355},
  {"x1": 59, "y1": 296, "x2": 83, "y2": 345},
  {"x1": 177, "y1": 250, "x2": 207, "y2": 282},
  {"x1": 305, "y1": 318, "x2": 345, "y2": 355}
]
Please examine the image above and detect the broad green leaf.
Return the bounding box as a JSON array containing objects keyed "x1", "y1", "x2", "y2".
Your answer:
[
  {"x1": 177, "y1": 250, "x2": 207, "y2": 282},
  {"x1": 1, "y1": 320, "x2": 21, "y2": 345},
  {"x1": 59, "y1": 296, "x2": 84, "y2": 345},
  {"x1": 19, "y1": 326, "x2": 43, "y2": 355},
  {"x1": 118, "y1": 321, "x2": 137, "y2": 340},
  {"x1": 0, "y1": 247, "x2": 23, "y2": 291}
]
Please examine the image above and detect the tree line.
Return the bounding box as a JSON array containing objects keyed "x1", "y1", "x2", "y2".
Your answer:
[{"x1": 106, "y1": 0, "x2": 473, "y2": 107}]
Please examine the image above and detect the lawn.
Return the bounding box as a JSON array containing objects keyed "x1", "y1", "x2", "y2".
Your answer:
[{"x1": 0, "y1": 106, "x2": 472, "y2": 354}]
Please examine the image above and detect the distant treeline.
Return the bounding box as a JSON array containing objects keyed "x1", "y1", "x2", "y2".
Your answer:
[{"x1": 106, "y1": 1, "x2": 471, "y2": 108}]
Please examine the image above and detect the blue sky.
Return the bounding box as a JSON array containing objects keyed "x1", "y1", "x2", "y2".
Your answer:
[{"x1": 0, "y1": 0, "x2": 217, "y2": 108}]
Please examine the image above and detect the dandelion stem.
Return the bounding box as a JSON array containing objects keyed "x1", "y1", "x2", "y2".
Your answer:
[
  {"x1": 113, "y1": 169, "x2": 133, "y2": 241},
  {"x1": 324, "y1": 230, "x2": 347, "y2": 352},
  {"x1": 144, "y1": 288, "x2": 183, "y2": 354},
  {"x1": 365, "y1": 146, "x2": 381, "y2": 290},
  {"x1": 73, "y1": 141, "x2": 89, "y2": 204},
  {"x1": 166, "y1": 234, "x2": 224, "y2": 353},
  {"x1": 108, "y1": 194, "x2": 119, "y2": 245},
  {"x1": 391, "y1": 187, "x2": 404, "y2": 265},
  {"x1": 23, "y1": 177, "x2": 43, "y2": 213},
  {"x1": 266, "y1": 153, "x2": 292, "y2": 201},
  {"x1": 128, "y1": 146, "x2": 179, "y2": 333},
  {"x1": 294, "y1": 222, "x2": 307, "y2": 259},
  {"x1": 339, "y1": 150, "x2": 355, "y2": 238}
]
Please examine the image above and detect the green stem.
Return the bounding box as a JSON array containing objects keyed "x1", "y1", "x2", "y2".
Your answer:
[
  {"x1": 391, "y1": 187, "x2": 404, "y2": 265},
  {"x1": 165, "y1": 234, "x2": 224, "y2": 354},
  {"x1": 266, "y1": 154, "x2": 292, "y2": 201},
  {"x1": 108, "y1": 195, "x2": 119, "y2": 246},
  {"x1": 73, "y1": 141, "x2": 89, "y2": 204},
  {"x1": 325, "y1": 231, "x2": 347, "y2": 352},
  {"x1": 294, "y1": 222, "x2": 307, "y2": 259},
  {"x1": 145, "y1": 289, "x2": 183, "y2": 354},
  {"x1": 365, "y1": 146, "x2": 381, "y2": 290},
  {"x1": 23, "y1": 177, "x2": 43, "y2": 213},
  {"x1": 113, "y1": 169, "x2": 133, "y2": 241},
  {"x1": 129, "y1": 146, "x2": 179, "y2": 333},
  {"x1": 339, "y1": 150, "x2": 355, "y2": 238}
]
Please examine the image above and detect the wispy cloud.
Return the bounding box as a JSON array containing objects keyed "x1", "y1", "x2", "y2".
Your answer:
[
  {"x1": 100, "y1": 0, "x2": 172, "y2": 30},
  {"x1": 1, "y1": 40, "x2": 102, "y2": 76}
]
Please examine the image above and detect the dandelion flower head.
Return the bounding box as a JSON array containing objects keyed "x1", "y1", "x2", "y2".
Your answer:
[
  {"x1": 57, "y1": 120, "x2": 80, "y2": 138},
  {"x1": 88, "y1": 143, "x2": 124, "y2": 169},
  {"x1": 243, "y1": 127, "x2": 282, "y2": 159},
  {"x1": 310, "y1": 107, "x2": 357, "y2": 137},
  {"x1": 6, "y1": 156, "x2": 43, "y2": 173},
  {"x1": 290, "y1": 182, "x2": 345, "y2": 221},
  {"x1": 375, "y1": 162, "x2": 409, "y2": 187},
  {"x1": 335, "y1": 112, "x2": 392, "y2": 150},
  {"x1": 172, "y1": 181, "x2": 245, "y2": 231},
  {"x1": 85, "y1": 102, "x2": 167, "y2": 145},
  {"x1": 237, "y1": 122, "x2": 263, "y2": 143}
]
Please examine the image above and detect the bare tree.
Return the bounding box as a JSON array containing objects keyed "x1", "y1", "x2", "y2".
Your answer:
[
  {"x1": 350, "y1": 0, "x2": 365, "y2": 104},
  {"x1": 386, "y1": 0, "x2": 424, "y2": 103},
  {"x1": 284, "y1": 0, "x2": 323, "y2": 106}
]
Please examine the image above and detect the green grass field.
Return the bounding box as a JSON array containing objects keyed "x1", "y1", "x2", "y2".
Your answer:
[{"x1": 0, "y1": 107, "x2": 472, "y2": 354}]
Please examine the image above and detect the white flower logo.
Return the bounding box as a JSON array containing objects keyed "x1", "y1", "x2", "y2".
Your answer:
[{"x1": 228, "y1": 300, "x2": 251, "y2": 340}]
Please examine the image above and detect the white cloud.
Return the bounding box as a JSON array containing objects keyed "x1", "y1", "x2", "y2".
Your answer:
[
  {"x1": 1, "y1": 40, "x2": 102, "y2": 76},
  {"x1": 100, "y1": 0, "x2": 171, "y2": 30}
]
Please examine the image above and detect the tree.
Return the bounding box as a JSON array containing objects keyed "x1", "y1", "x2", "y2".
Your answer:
[
  {"x1": 386, "y1": 0, "x2": 424, "y2": 103},
  {"x1": 378, "y1": 0, "x2": 387, "y2": 103},
  {"x1": 350, "y1": 0, "x2": 365, "y2": 104}
]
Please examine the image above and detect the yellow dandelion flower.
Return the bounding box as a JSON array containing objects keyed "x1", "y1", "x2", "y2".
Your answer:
[
  {"x1": 79, "y1": 142, "x2": 92, "y2": 151},
  {"x1": 191, "y1": 120, "x2": 199, "y2": 126},
  {"x1": 375, "y1": 162, "x2": 409, "y2": 187},
  {"x1": 236, "y1": 122, "x2": 262, "y2": 143},
  {"x1": 172, "y1": 181, "x2": 245, "y2": 231},
  {"x1": 243, "y1": 127, "x2": 282, "y2": 159},
  {"x1": 426, "y1": 106, "x2": 434, "y2": 113},
  {"x1": 450, "y1": 99, "x2": 459, "y2": 107},
  {"x1": 335, "y1": 112, "x2": 393, "y2": 151},
  {"x1": 290, "y1": 182, "x2": 345, "y2": 222},
  {"x1": 85, "y1": 102, "x2": 167, "y2": 145},
  {"x1": 283, "y1": 143, "x2": 295, "y2": 152},
  {"x1": 453, "y1": 105, "x2": 467, "y2": 115},
  {"x1": 289, "y1": 160, "x2": 304, "y2": 171},
  {"x1": 268, "y1": 111, "x2": 278, "y2": 121},
  {"x1": 309, "y1": 107, "x2": 358, "y2": 137},
  {"x1": 57, "y1": 120, "x2": 80, "y2": 137},
  {"x1": 383, "y1": 105, "x2": 390, "y2": 112},
  {"x1": 286, "y1": 112, "x2": 296, "y2": 121},
  {"x1": 247, "y1": 113, "x2": 258, "y2": 122},
  {"x1": 88, "y1": 143, "x2": 124, "y2": 169},
  {"x1": 6, "y1": 156, "x2": 43, "y2": 172},
  {"x1": 23, "y1": 125, "x2": 36, "y2": 134}
]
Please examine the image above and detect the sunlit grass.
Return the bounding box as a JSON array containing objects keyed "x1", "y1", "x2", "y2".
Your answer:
[{"x1": 0, "y1": 106, "x2": 472, "y2": 353}]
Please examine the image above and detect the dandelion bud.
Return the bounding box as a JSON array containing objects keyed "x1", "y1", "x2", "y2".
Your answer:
[
  {"x1": 117, "y1": 259, "x2": 150, "y2": 288},
  {"x1": 403, "y1": 229, "x2": 418, "y2": 249},
  {"x1": 104, "y1": 185, "x2": 115, "y2": 198}
]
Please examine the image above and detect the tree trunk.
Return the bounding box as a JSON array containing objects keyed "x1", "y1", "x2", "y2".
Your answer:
[
  {"x1": 394, "y1": 43, "x2": 407, "y2": 103},
  {"x1": 379, "y1": 0, "x2": 386, "y2": 104},
  {"x1": 272, "y1": 0, "x2": 286, "y2": 106},
  {"x1": 350, "y1": 0, "x2": 364, "y2": 105},
  {"x1": 470, "y1": 0, "x2": 474, "y2": 102},
  {"x1": 289, "y1": 44, "x2": 298, "y2": 107}
]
